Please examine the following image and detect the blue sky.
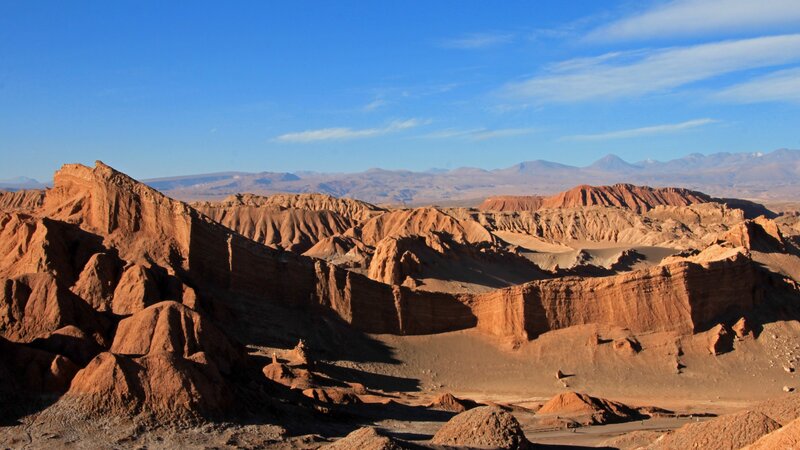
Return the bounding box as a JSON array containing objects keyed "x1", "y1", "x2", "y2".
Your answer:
[{"x1": 1, "y1": 0, "x2": 800, "y2": 181}]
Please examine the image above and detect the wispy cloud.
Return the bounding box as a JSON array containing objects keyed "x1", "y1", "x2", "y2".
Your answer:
[
  {"x1": 275, "y1": 119, "x2": 427, "y2": 143},
  {"x1": 422, "y1": 127, "x2": 537, "y2": 141},
  {"x1": 562, "y1": 118, "x2": 718, "y2": 141},
  {"x1": 714, "y1": 67, "x2": 800, "y2": 103},
  {"x1": 362, "y1": 97, "x2": 386, "y2": 112},
  {"x1": 439, "y1": 32, "x2": 514, "y2": 49},
  {"x1": 504, "y1": 34, "x2": 800, "y2": 102},
  {"x1": 588, "y1": 0, "x2": 800, "y2": 41}
]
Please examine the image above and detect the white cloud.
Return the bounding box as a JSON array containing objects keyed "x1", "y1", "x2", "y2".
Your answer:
[
  {"x1": 275, "y1": 119, "x2": 426, "y2": 143},
  {"x1": 362, "y1": 98, "x2": 386, "y2": 111},
  {"x1": 504, "y1": 34, "x2": 800, "y2": 102},
  {"x1": 588, "y1": 0, "x2": 800, "y2": 41},
  {"x1": 562, "y1": 118, "x2": 718, "y2": 141},
  {"x1": 714, "y1": 67, "x2": 800, "y2": 103},
  {"x1": 422, "y1": 127, "x2": 537, "y2": 141},
  {"x1": 440, "y1": 32, "x2": 514, "y2": 49}
]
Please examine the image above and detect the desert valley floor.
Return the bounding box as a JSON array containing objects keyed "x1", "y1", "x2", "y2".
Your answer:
[{"x1": 2, "y1": 161, "x2": 800, "y2": 449}]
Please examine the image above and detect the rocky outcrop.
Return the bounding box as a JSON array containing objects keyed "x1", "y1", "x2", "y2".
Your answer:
[
  {"x1": 367, "y1": 237, "x2": 424, "y2": 285},
  {"x1": 61, "y1": 301, "x2": 246, "y2": 424},
  {"x1": 194, "y1": 200, "x2": 355, "y2": 253},
  {"x1": 651, "y1": 411, "x2": 780, "y2": 450},
  {"x1": 454, "y1": 202, "x2": 743, "y2": 248},
  {"x1": 471, "y1": 250, "x2": 762, "y2": 342},
  {"x1": 722, "y1": 217, "x2": 786, "y2": 251},
  {"x1": 30, "y1": 162, "x2": 773, "y2": 345},
  {"x1": 356, "y1": 207, "x2": 493, "y2": 246},
  {"x1": 708, "y1": 324, "x2": 735, "y2": 355},
  {"x1": 110, "y1": 301, "x2": 245, "y2": 373},
  {"x1": 431, "y1": 406, "x2": 529, "y2": 449},
  {"x1": 64, "y1": 350, "x2": 234, "y2": 424},
  {"x1": 70, "y1": 252, "x2": 120, "y2": 311},
  {"x1": 742, "y1": 416, "x2": 800, "y2": 449},
  {"x1": 323, "y1": 427, "x2": 413, "y2": 450},
  {"x1": 428, "y1": 392, "x2": 480, "y2": 412},
  {"x1": 480, "y1": 184, "x2": 712, "y2": 213},
  {"x1": 204, "y1": 192, "x2": 383, "y2": 223},
  {"x1": 109, "y1": 264, "x2": 160, "y2": 315},
  {"x1": 0, "y1": 273, "x2": 108, "y2": 344},
  {"x1": 29, "y1": 325, "x2": 103, "y2": 366},
  {"x1": 0, "y1": 336, "x2": 78, "y2": 394},
  {"x1": 0, "y1": 189, "x2": 45, "y2": 212},
  {"x1": 536, "y1": 391, "x2": 643, "y2": 425}
]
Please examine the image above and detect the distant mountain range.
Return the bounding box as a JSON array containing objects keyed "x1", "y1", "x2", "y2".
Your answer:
[
  {"x1": 4, "y1": 149, "x2": 799, "y2": 205},
  {"x1": 0, "y1": 176, "x2": 48, "y2": 191}
]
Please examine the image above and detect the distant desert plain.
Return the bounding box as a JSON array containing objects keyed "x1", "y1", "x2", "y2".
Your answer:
[{"x1": 2, "y1": 150, "x2": 800, "y2": 449}]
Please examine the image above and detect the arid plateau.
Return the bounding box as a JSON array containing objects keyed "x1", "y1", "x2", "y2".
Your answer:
[{"x1": 2, "y1": 159, "x2": 800, "y2": 449}]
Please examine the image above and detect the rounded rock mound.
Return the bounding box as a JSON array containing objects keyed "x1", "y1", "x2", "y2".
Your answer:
[
  {"x1": 651, "y1": 410, "x2": 780, "y2": 450},
  {"x1": 110, "y1": 300, "x2": 244, "y2": 374},
  {"x1": 430, "y1": 406, "x2": 529, "y2": 449},
  {"x1": 323, "y1": 427, "x2": 412, "y2": 450}
]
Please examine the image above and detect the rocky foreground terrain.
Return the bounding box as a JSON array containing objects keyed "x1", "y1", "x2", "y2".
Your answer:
[{"x1": 2, "y1": 161, "x2": 800, "y2": 449}]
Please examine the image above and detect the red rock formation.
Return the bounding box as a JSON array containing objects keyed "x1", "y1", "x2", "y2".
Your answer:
[
  {"x1": 194, "y1": 199, "x2": 355, "y2": 253},
  {"x1": 367, "y1": 237, "x2": 424, "y2": 285},
  {"x1": 471, "y1": 251, "x2": 762, "y2": 342},
  {"x1": 0, "y1": 273, "x2": 108, "y2": 344},
  {"x1": 0, "y1": 189, "x2": 45, "y2": 212},
  {"x1": 453, "y1": 202, "x2": 743, "y2": 248},
  {"x1": 480, "y1": 183, "x2": 712, "y2": 213},
  {"x1": 428, "y1": 392, "x2": 480, "y2": 412},
  {"x1": 206, "y1": 192, "x2": 383, "y2": 223},
  {"x1": 733, "y1": 317, "x2": 753, "y2": 338},
  {"x1": 110, "y1": 301, "x2": 244, "y2": 374},
  {"x1": 62, "y1": 301, "x2": 246, "y2": 423},
  {"x1": 613, "y1": 337, "x2": 642, "y2": 355},
  {"x1": 708, "y1": 324, "x2": 735, "y2": 355},
  {"x1": 356, "y1": 207, "x2": 493, "y2": 246},
  {"x1": 18, "y1": 162, "x2": 773, "y2": 346},
  {"x1": 0, "y1": 336, "x2": 78, "y2": 393},
  {"x1": 302, "y1": 387, "x2": 361, "y2": 405},
  {"x1": 110, "y1": 264, "x2": 160, "y2": 315},
  {"x1": 537, "y1": 391, "x2": 643, "y2": 425},
  {"x1": 71, "y1": 252, "x2": 120, "y2": 311},
  {"x1": 723, "y1": 217, "x2": 786, "y2": 251},
  {"x1": 29, "y1": 325, "x2": 103, "y2": 366},
  {"x1": 65, "y1": 350, "x2": 233, "y2": 423}
]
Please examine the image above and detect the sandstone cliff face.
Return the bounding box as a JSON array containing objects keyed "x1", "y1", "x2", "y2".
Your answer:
[
  {"x1": 480, "y1": 183, "x2": 712, "y2": 213},
  {"x1": 723, "y1": 217, "x2": 786, "y2": 252},
  {"x1": 470, "y1": 250, "x2": 762, "y2": 342}
]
